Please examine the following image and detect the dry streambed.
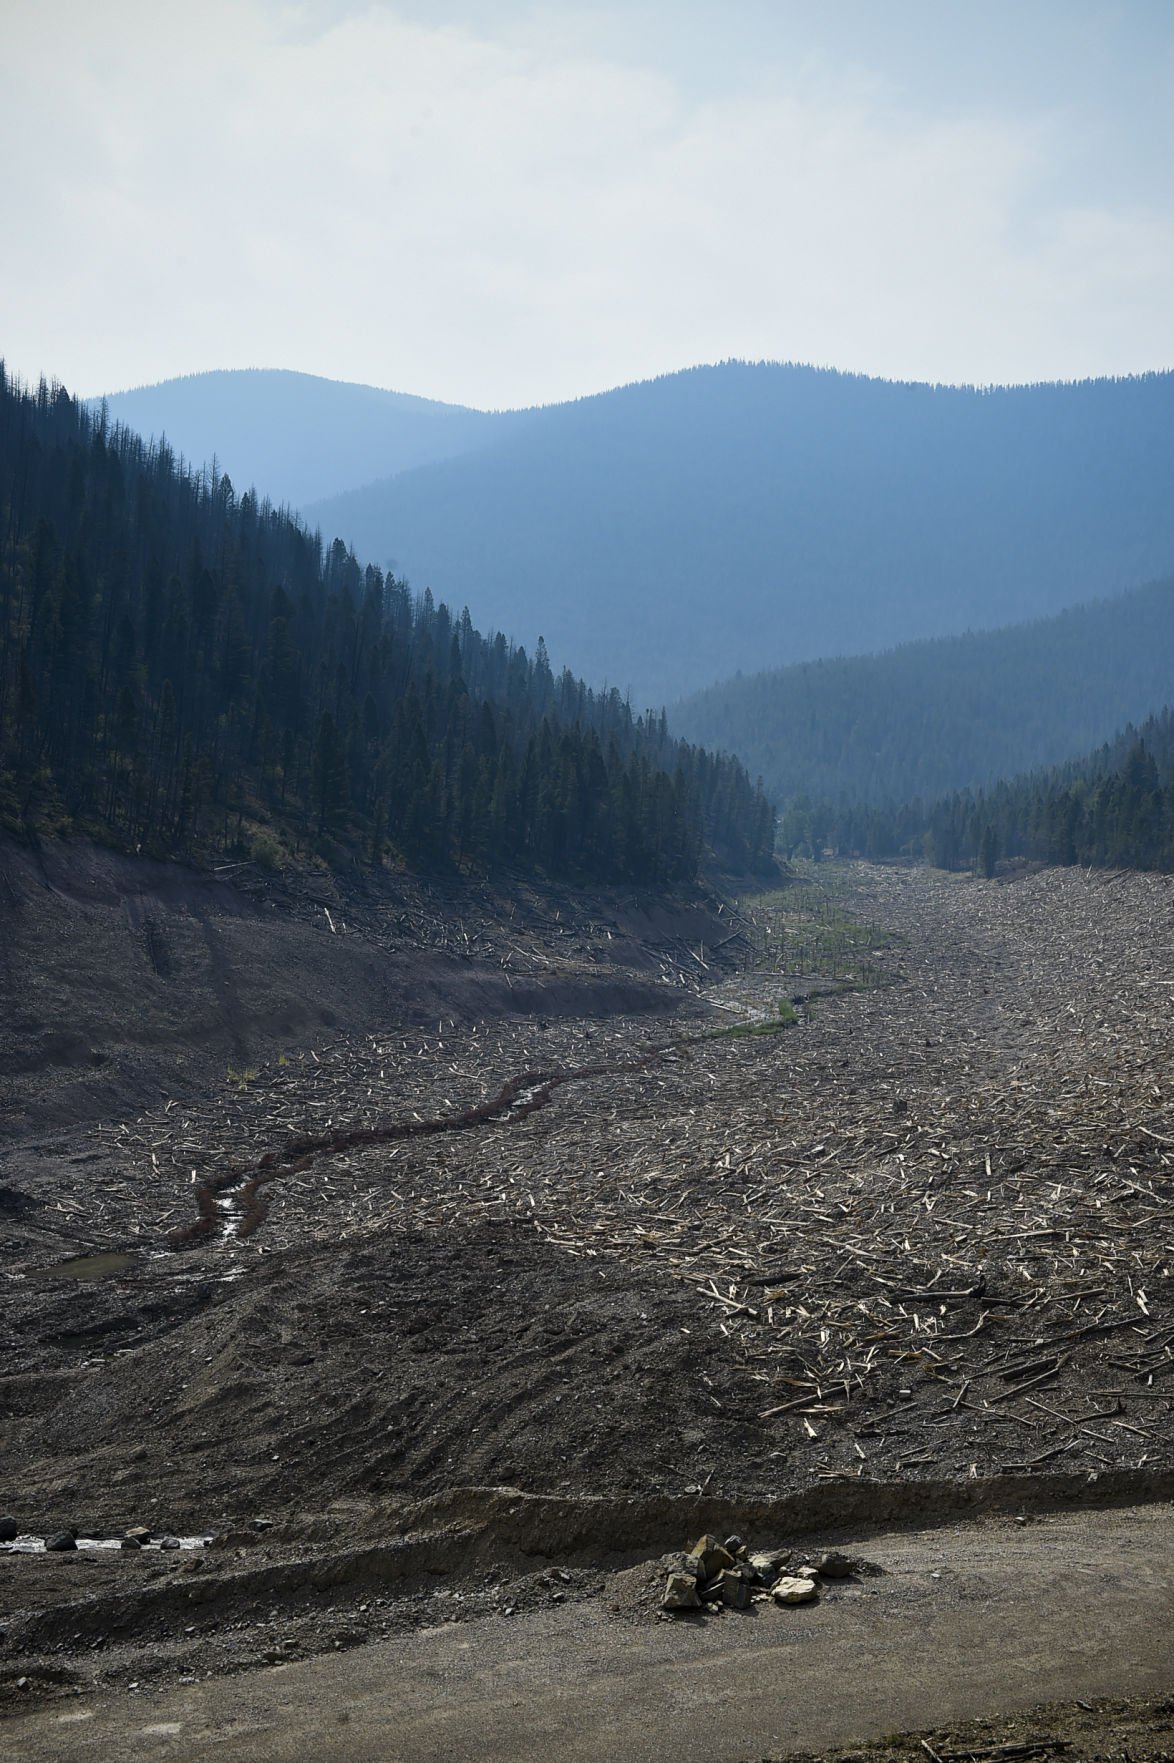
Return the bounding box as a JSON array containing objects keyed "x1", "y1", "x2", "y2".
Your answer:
[{"x1": 134, "y1": 862, "x2": 1174, "y2": 1489}]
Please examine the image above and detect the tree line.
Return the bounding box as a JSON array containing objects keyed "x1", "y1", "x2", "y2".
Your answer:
[
  {"x1": 784, "y1": 708, "x2": 1174, "y2": 876},
  {"x1": 672, "y1": 577, "x2": 1174, "y2": 812},
  {"x1": 0, "y1": 365, "x2": 774, "y2": 884}
]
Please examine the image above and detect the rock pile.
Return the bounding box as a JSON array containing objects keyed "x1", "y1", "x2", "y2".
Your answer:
[{"x1": 662, "y1": 1534, "x2": 858, "y2": 1614}]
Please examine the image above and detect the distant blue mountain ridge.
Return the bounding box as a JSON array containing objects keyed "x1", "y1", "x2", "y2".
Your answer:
[
  {"x1": 99, "y1": 361, "x2": 1174, "y2": 710},
  {"x1": 672, "y1": 575, "x2": 1174, "y2": 811},
  {"x1": 95, "y1": 367, "x2": 509, "y2": 511}
]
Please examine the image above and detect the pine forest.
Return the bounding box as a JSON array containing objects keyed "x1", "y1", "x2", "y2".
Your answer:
[{"x1": 0, "y1": 367, "x2": 774, "y2": 884}]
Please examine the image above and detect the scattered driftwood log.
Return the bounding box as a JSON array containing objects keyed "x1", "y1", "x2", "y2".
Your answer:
[{"x1": 90, "y1": 863, "x2": 1174, "y2": 1484}]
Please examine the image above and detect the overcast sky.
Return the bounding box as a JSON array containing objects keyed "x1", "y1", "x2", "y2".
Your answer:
[{"x1": 4, "y1": 0, "x2": 1174, "y2": 407}]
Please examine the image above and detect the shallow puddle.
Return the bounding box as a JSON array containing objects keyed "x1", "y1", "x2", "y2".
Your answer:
[{"x1": 26, "y1": 1251, "x2": 138, "y2": 1282}]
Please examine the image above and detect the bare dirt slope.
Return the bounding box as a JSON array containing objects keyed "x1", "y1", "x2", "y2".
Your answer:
[
  {"x1": 3, "y1": 849, "x2": 1174, "y2": 1754},
  {"x1": 0, "y1": 837, "x2": 714, "y2": 1143}
]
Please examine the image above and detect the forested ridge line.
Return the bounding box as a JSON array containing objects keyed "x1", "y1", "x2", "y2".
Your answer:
[
  {"x1": 0, "y1": 365, "x2": 774, "y2": 884},
  {"x1": 672, "y1": 576, "x2": 1174, "y2": 811},
  {"x1": 795, "y1": 705, "x2": 1174, "y2": 877}
]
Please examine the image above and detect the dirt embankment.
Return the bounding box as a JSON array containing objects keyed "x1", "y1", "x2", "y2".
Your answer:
[{"x1": 0, "y1": 836, "x2": 725, "y2": 1144}]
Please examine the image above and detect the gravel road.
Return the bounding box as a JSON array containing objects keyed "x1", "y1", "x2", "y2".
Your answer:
[{"x1": 6, "y1": 1504, "x2": 1174, "y2": 1762}]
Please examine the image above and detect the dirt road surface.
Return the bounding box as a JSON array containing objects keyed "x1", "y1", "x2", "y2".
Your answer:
[{"x1": 6, "y1": 1505, "x2": 1174, "y2": 1763}]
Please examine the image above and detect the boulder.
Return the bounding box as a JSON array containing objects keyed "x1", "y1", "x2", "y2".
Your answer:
[
  {"x1": 687, "y1": 1535, "x2": 736, "y2": 1581},
  {"x1": 125, "y1": 1525, "x2": 152, "y2": 1544},
  {"x1": 662, "y1": 1571, "x2": 702, "y2": 1611},
  {"x1": 0, "y1": 1517, "x2": 18, "y2": 1543},
  {"x1": 44, "y1": 1531, "x2": 77, "y2": 1552},
  {"x1": 749, "y1": 1550, "x2": 788, "y2": 1583},
  {"x1": 773, "y1": 1576, "x2": 818, "y2": 1605},
  {"x1": 817, "y1": 1550, "x2": 853, "y2": 1579},
  {"x1": 719, "y1": 1569, "x2": 752, "y2": 1610},
  {"x1": 121, "y1": 1536, "x2": 143, "y2": 1551}
]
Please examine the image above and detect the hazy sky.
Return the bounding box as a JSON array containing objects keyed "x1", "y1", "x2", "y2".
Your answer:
[{"x1": 4, "y1": 0, "x2": 1174, "y2": 406}]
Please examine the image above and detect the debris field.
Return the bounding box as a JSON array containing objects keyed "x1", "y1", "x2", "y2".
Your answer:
[{"x1": 3, "y1": 857, "x2": 1174, "y2": 1710}]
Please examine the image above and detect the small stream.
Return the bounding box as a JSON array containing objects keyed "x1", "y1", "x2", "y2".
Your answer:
[
  {"x1": 3, "y1": 1534, "x2": 210, "y2": 1554},
  {"x1": 169, "y1": 1066, "x2": 576, "y2": 1249},
  {"x1": 167, "y1": 994, "x2": 812, "y2": 1250}
]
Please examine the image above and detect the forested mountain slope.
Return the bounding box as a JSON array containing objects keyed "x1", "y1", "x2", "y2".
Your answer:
[
  {"x1": 827, "y1": 706, "x2": 1174, "y2": 876},
  {"x1": 96, "y1": 369, "x2": 506, "y2": 510},
  {"x1": 305, "y1": 362, "x2": 1174, "y2": 704},
  {"x1": 0, "y1": 366, "x2": 773, "y2": 882},
  {"x1": 673, "y1": 578, "x2": 1174, "y2": 809}
]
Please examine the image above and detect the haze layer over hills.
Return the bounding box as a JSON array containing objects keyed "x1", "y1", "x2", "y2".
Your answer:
[
  {"x1": 306, "y1": 363, "x2": 1174, "y2": 705},
  {"x1": 672, "y1": 577, "x2": 1174, "y2": 810},
  {"x1": 830, "y1": 704, "x2": 1174, "y2": 876},
  {"x1": 101, "y1": 362, "x2": 1174, "y2": 710},
  {"x1": 97, "y1": 369, "x2": 503, "y2": 510}
]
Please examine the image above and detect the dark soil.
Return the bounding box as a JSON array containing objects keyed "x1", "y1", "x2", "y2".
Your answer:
[
  {"x1": 0, "y1": 835, "x2": 711, "y2": 1143},
  {"x1": 773, "y1": 1693, "x2": 1174, "y2": 1763},
  {"x1": 3, "y1": 1219, "x2": 775, "y2": 1529}
]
